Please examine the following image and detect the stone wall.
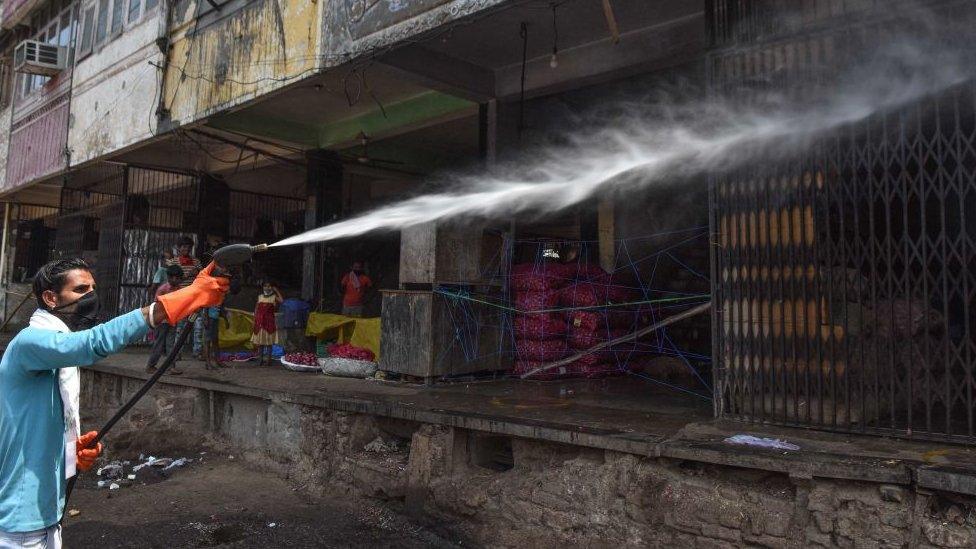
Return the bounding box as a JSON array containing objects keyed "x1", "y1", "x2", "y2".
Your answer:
[{"x1": 80, "y1": 369, "x2": 976, "y2": 548}]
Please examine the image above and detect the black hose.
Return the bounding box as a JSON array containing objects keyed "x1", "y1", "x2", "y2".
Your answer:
[{"x1": 64, "y1": 316, "x2": 196, "y2": 506}]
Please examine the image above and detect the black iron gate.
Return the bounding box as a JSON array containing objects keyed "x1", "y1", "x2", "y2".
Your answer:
[
  {"x1": 227, "y1": 189, "x2": 306, "y2": 288},
  {"x1": 59, "y1": 164, "x2": 200, "y2": 319},
  {"x1": 709, "y1": 0, "x2": 976, "y2": 441},
  {"x1": 6, "y1": 203, "x2": 60, "y2": 284}
]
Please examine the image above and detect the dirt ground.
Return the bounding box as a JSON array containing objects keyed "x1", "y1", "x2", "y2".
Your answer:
[{"x1": 62, "y1": 452, "x2": 462, "y2": 548}]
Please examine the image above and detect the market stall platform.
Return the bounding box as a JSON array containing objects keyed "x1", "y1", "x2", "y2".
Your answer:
[{"x1": 81, "y1": 349, "x2": 976, "y2": 489}]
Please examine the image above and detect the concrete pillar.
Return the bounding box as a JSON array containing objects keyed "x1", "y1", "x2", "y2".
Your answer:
[{"x1": 405, "y1": 424, "x2": 466, "y2": 513}]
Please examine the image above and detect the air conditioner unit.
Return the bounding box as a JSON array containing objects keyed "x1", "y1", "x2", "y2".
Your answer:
[{"x1": 13, "y1": 40, "x2": 69, "y2": 76}]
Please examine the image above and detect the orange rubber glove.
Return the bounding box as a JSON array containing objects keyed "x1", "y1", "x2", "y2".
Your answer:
[
  {"x1": 76, "y1": 430, "x2": 103, "y2": 472},
  {"x1": 156, "y1": 262, "x2": 230, "y2": 325}
]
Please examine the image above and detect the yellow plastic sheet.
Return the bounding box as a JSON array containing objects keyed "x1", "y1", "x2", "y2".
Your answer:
[
  {"x1": 305, "y1": 313, "x2": 382, "y2": 359},
  {"x1": 219, "y1": 308, "x2": 255, "y2": 350}
]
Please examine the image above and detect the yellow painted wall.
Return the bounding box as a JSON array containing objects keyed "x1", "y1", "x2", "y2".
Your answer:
[{"x1": 162, "y1": 0, "x2": 320, "y2": 126}]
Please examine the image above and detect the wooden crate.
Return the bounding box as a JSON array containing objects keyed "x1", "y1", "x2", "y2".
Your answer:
[
  {"x1": 399, "y1": 222, "x2": 482, "y2": 285},
  {"x1": 380, "y1": 289, "x2": 509, "y2": 381}
]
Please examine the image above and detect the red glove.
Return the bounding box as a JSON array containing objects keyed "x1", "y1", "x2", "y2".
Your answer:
[
  {"x1": 76, "y1": 431, "x2": 103, "y2": 472},
  {"x1": 157, "y1": 262, "x2": 230, "y2": 325}
]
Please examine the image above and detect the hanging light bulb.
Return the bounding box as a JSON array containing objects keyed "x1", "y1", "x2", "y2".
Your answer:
[{"x1": 549, "y1": 3, "x2": 559, "y2": 69}]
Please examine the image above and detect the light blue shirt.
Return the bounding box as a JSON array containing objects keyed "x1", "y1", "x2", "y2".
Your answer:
[{"x1": 0, "y1": 308, "x2": 148, "y2": 532}]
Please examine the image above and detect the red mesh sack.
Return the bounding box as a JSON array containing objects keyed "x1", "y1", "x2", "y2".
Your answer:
[
  {"x1": 567, "y1": 354, "x2": 625, "y2": 379},
  {"x1": 565, "y1": 310, "x2": 636, "y2": 332},
  {"x1": 511, "y1": 262, "x2": 571, "y2": 291},
  {"x1": 566, "y1": 310, "x2": 607, "y2": 332},
  {"x1": 514, "y1": 313, "x2": 566, "y2": 340},
  {"x1": 568, "y1": 328, "x2": 628, "y2": 350},
  {"x1": 560, "y1": 282, "x2": 638, "y2": 308},
  {"x1": 514, "y1": 289, "x2": 561, "y2": 312},
  {"x1": 560, "y1": 283, "x2": 603, "y2": 307},
  {"x1": 561, "y1": 262, "x2": 607, "y2": 282},
  {"x1": 514, "y1": 338, "x2": 569, "y2": 361}
]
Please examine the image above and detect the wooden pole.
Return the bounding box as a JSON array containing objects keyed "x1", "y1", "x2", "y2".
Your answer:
[
  {"x1": 519, "y1": 301, "x2": 711, "y2": 379},
  {"x1": 602, "y1": 0, "x2": 621, "y2": 44}
]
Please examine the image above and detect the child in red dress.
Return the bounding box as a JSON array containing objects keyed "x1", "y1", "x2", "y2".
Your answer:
[{"x1": 251, "y1": 281, "x2": 283, "y2": 366}]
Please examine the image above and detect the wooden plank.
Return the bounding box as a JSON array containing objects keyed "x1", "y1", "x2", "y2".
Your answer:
[
  {"x1": 381, "y1": 289, "x2": 508, "y2": 377},
  {"x1": 400, "y1": 222, "x2": 483, "y2": 284},
  {"x1": 399, "y1": 223, "x2": 437, "y2": 285},
  {"x1": 380, "y1": 290, "x2": 434, "y2": 377}
]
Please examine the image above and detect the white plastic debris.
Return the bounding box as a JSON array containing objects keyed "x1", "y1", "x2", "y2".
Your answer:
[
  {"x1": 364, "y1": 436, "x2": 400, "y2": 453},
  {"x1": 127, "y1": 474, "x2": 136, "y2": 480},
  {"x1": 109, "y1": 483, "x2": 120, "y2": 490},
  {"x1": 97, "y1": 462, "x2": 124, "y2": 479},
  {"x1": 133, "y1": 456, "x2": 170, "y2": 472},
  {"x1": 163, "y1": 458, "x2": 190, "y2": 471},
  {"x1": 268, "y1": 523, "x2": 277, "y2": 528},
  {"x1": 723, "y1": 434, "x2": 800, "y2": 451},
  {"x1": 151, "y1": 458, "x2": 174, "y2": 468},
  {"x1": 97, "y1": 480, "x2": 106, "y2": 488}
]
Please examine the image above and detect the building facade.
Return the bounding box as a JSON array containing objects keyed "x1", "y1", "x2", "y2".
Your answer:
[{"x1": 0, "y1": 0, "x2": 972, "y2": 449}]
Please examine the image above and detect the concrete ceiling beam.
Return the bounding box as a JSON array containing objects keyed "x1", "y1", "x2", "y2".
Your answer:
[
  {"x1": 316, "y1": 91, "x2": 475, "y2": 149},
  {"x1": 378, "y1": 45, "x2": 497, "y2": 103},
  {"x1": 494, "y1": 11, "x2": 706, "y2": 101}
]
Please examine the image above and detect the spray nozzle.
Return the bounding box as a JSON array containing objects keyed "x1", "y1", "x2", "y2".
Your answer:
[{"x1": 212, "y1": 243, "x2": 268, "y2": 272}]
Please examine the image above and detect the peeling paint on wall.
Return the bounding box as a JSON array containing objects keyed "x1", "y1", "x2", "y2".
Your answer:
[
  {"x1": 0, "y1": 105, "x2": 13, "y2": 192},
  {"x1": 323, "y1": 0, "x2": 511, "y2": 65},
  {"x1": 163, "y1": 0, "x2": 320, "y2": 126},
  {"x1": 68, "y1": 13, "x2": 165, "y2": 166}
]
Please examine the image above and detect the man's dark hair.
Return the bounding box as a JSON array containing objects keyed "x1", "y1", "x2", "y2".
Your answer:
[
  {"x1": 178, "y1": 236, "x2": 194, "y2": 247},
  {"x1": 165, "y1": 265, "x2": 184, "y2": 279},
  {"x1": 33, "y1": 258, "x2": 92, "y2": 309}
]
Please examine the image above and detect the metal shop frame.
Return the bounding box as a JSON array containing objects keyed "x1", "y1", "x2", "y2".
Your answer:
[
  {"x1": 227, "y1": 189, "x2": 306, "y2": 289},
  {"x1": 58, "y1": 163, "x2": 201, "y2": 318},
  {"x1": 3, "y1": 202, "x2": 61, "y2": 284},
  {"x1": 708, "y1": 0, "x2": 976, "y2": 442}
]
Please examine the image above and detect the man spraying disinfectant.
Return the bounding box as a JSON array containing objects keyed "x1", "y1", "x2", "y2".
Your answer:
[{"x1": 0, "y1": 257, "x2": 228, "y2": 548}]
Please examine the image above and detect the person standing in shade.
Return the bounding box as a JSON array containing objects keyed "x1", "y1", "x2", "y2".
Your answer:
[
  {"x1": 145, "y1": 265, "x2": 185, "y2": 375},
  {"x1": 339, "y1": 261, "x2": 373, "y2": 318},
  {"x1": 251, "y1": 281, "x2": 283, "y2": 366},
  {"x1": 166, "y1": 237, "x2": 201, "y2": 285},
  {"x1": 149, "y1": 249, "x2": 173, "y2": 299},
  {"x1": 166, "y1": 237, "x2": 203, "y2": 360},
  {"x1": 203, "y1": 305, "x2": 228, "y2": 370}
]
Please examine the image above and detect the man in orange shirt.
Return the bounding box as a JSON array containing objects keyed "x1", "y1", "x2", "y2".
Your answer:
[{"x1": 339, "y1": 261, "x2": 372, "y2": 317}]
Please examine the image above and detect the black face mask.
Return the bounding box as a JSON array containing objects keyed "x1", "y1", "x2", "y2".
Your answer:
[
  {"x1": 353, "y1": 270, "x2": 363, "y2": 276},
  {"x1": 52, "y1": 291, "x2": 100, "y2": 331}
]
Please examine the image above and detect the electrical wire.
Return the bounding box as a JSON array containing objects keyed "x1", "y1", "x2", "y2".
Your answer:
[{"x1": 64, "y1": 0, "x2": 585, "y2": 176}]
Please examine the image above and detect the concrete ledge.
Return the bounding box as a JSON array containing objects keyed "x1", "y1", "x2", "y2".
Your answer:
[
  {"x1": 86, "y1": 359, "x2": 956, "y2": 489},
  {"x1": 79, "y1": 361, "x2": 976, "y2": 547}
]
